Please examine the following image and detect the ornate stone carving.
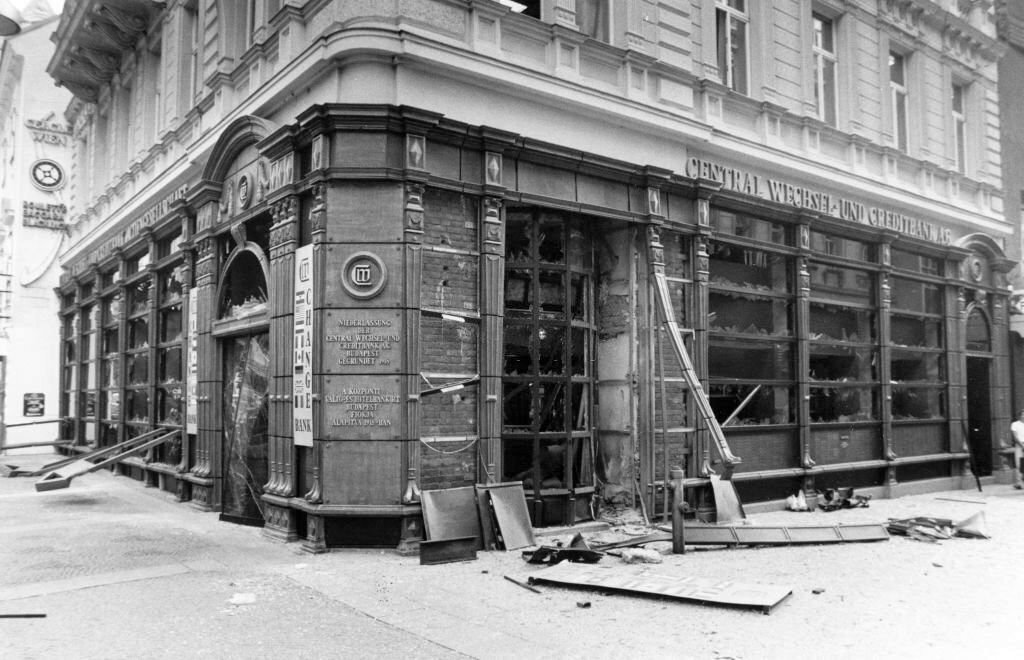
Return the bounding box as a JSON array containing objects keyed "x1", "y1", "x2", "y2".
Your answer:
[
  {"x1": 308, "y1": 184, "x2": 326, "y2": 238},
  {"x1": 647, "y1": 187, "x2": 662, "y2": 217},
  {"x1": 406, "y1": 135, "x2": 426, "y2": 170},
  {"x1": 303, "y1": 516, "x2": 327, "y2": 553},
  {"x1": 482, "y1": 197, "x2": 503, "y2": 255},
  {"x1": 84, "y1": 17, "x2": 135, "y2": 49},
  {"x1": 404, "y1": 182, "x2": 425, "y2": 242},
  {"x1": 647, "y1": 226, "x2": 664, "y2": 268},
  {"x1": 485, "y1": 152, "x2": 502, "y2": 186}
]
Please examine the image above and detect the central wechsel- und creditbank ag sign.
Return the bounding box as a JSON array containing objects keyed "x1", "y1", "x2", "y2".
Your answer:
[{"x1": 685, "y1": 157, "x2": 953, "y2": 245}]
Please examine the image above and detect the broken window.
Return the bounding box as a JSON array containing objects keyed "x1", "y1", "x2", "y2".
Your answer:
[
  {"x1": 889, "y1": 274, "x2": 945, "y2": 422},
  {"x1": 708, "y1": 238, "x2": 795, "y2": 426},
  {"x1": 809, "y1": 252, "x2": 879, "y2": 424},
  {"x1": 219, "y1": 250, "x2": 268, "y2": 320},
  {"x1": 501, "y1": 209, "x2": 595, "y2": 521}
]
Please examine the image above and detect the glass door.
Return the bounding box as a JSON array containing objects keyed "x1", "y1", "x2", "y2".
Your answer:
[{"x1": 221, "y1": 333, "x2": 270, "y2": 526}]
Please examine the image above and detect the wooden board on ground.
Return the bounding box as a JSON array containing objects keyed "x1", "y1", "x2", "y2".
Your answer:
[
  {"x1": 420, "y1": 486, "x2": 482, "y2": 549},
  {"x1": 527, "y1": 562, "x2": 792, "y2": 614},
  {"x1": 478, "y1": 482, "x2": 535, "y2": 550}
]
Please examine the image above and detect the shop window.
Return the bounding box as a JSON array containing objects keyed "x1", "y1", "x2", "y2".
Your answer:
[
  {"x1": 713, "y1": 211, "x2": 790, "y2": 245},
  {"x1": 890, "y1": 278, "x2": 941, "y2": 314},
  {"x1": 891, "y1": 249, "x2": 941, "y2": 275},
  {"x1": 810, "y1": 232, "x2": 873, "y2": 261},
  {"x1": 716, "y1": 0, "x2": 749, "y2": 93},
  {"x1": 809, "y1": 385, "x2": 878, "y2": 422},
  {"x1": 708, "y1": 237, "x2": 795, "y2": 427},
  {"x1": 808, "y1": 286, "x2": 878, "y2": 424},
  {"x1": 891, "y1": 386, "x2": 944, "y2": 420},
  {"x1": 80, "y1": 304, "x2": 98, "y2": 446},
  {"x1": 809, "y1": 302, "x2": 876, "y2": 343},
  {"x1": 891, "y1": 316, "x2": 942, "y2": 348},
  {"x1": 99, "y1": 292, "x2": 122, "y2": 446},
  {"x1": 501, "y1": 209, "x2": 595, "y2": 525},
  {"x1": 126, "y1": 250, "x2": 150, "y2": 276},
  {"x1": 809, "y1": 263, "x2": 874, "y2": 306}
]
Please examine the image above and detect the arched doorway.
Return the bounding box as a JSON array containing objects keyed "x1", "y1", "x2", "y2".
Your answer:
[
  {"x1": 965, "y1": 305, "x2": 992, "y2": 475},
  {"x1": 217, "y1": 246, "x2": 271, "y2": 525}
]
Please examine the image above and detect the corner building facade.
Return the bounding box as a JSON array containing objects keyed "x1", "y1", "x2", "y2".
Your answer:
[{"x1": 50, "y1": 0, "x2": 1018, "y2": 550}]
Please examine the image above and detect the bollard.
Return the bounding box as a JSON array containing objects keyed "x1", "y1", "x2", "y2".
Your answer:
[{"x1": 669, "y1": 466, "x2": 686, "y2": 554}]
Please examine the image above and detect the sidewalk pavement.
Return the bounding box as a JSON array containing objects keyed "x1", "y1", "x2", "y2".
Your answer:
[{"x1": 2, "y1": 453, "x2": 1024, "y2": 659}]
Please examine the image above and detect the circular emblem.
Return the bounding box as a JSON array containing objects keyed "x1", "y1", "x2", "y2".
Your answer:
[
  {"x1": 237, "y1": 174, "x2": 251, "y2": 209},
  {"x1": 968, "y1": 257, "x2": 984, "y2": 283},
  {"x1": 30, "y1": 159, "x2": 64, "y2": 191},
  {"x1": 341, "y1": 251, "x2": 388, "y2": 300}
]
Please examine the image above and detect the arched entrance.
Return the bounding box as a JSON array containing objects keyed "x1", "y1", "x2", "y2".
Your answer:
[
  {"x1": 216, "y1": 246, "x2": 271, "y2": 525},
  {"x1": 965, "y1": 305, "x2": 993, "y2": 475}
]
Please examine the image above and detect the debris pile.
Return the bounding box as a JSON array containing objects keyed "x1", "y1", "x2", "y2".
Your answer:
[{"x1": 885, "y1": 512, "x2": 990, "y2": 542}]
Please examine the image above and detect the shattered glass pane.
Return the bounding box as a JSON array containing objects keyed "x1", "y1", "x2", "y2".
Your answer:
[
  {"x1": 710, "y1": 384, "x2": 793, "y2": 425},
  {"x1": 891, "y1": 316, "x2": 942, "y2": 348},
  {"x1": 539, "y1": 271, "x2": 565, "y2": 314},
  {"x1": 502, "y1": 437, "x2": 535, "y2": 482},
  {"x1": 503, "y1": 382, "x2": 534, "y2": 429},
  {"x1": 127, "y1": 353, "x2": 149, "y2": 385},
  {"x1": 503, "y1": 324, "x2": 533, "y2": 376},
  {"x1": 571, "y1": 383, "x2": 589, "y2": 430},
  {"x1": 709, "y1": 339, "x2": 791, "y2": 380},
  {"x1": 809, "y1": 386, "x2": 878, "y2": 422},
  {"x1": 890, "y1": 351, "x2": 943, "y2": 382},
  {"x1": 505, "y1": 270, "x2": 532, "y2": 311},
  {"x1": 570, "y1": 328, "x2": 587, "y2": 376},
  {"x1": 809, "y1": 303, "x2": 876, "y2": 343},
  {"x1": 537, "y1": 215, "x2": 565, "y2": 263},
  {"x1": 809, "y1": 347, "x2": 876, "y2": 381},
  {"x1": 709, "y1": 294, "x2": 791, "y2": 336},
  {"x1": 129, "y1": 318, "x2": 149, "y2": 349},
  {"x1": 505, "y1": 213, "x2": 531, "y2": 262},
  {"x1": 537, "y1": 383, "x2": 566, "y2": 432},
  {"x1": 571, "y1": 274, "x2": 587, "y2": 320},
  {"x1": 537, "y1": 326, "x2": 565, "y2": 375},
  {"x1": 892, "y1": 386, "x2": 944, "y2": 420}
]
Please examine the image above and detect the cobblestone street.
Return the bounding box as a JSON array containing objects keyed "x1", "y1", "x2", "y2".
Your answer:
[{"x1": 2, "y1": 454, "x2": 1023, "y2": 659}]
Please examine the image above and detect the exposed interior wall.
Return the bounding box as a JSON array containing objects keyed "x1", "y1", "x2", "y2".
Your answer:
[{"x1": 596, "y1": 223, "x2": 634, "y2": 507}]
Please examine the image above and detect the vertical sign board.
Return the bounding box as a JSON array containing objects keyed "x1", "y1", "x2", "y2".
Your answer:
[
  {"x1": 186, "y1": 287, "x2": 198, "y2": 435},
  {"x1": 293, "y1": 245, "x2": 314, "y2": 447},
  {"x1": 23, "y1": 393, "x2": 45, "y2": 417}
]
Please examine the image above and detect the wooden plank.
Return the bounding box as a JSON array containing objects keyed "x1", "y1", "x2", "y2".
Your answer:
[
  {"x1": 419, "y1": 536, "x2": 478, "y2": 565},
  {"x1": 481, "y1": 482, "x2": 535, "y2": 550},
  {"x1": 420, "y1": 486, "x2": 482, "y2": 548},
  {"x1": 527, "y1": 563, "x2": 793, "y2": 614}
]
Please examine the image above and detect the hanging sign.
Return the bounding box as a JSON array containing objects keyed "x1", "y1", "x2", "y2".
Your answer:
[
  {"x1": 293, "y1": 245, "x2": 314, "y2": 447},
  {"x1": 186, "y1": 287, "x2": 198, "y2": 435}
]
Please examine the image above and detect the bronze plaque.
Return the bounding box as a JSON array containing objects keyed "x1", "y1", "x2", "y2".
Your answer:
[
  {"x1": 320, "y1": 309, "x2": 402, "y2": 374},
  {"x1": 321, "y1": 375, "x2": 402, "y2": 440}
]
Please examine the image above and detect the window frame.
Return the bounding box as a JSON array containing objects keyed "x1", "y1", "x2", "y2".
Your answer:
[
  {"x1": 889, "y1": 51, "x2": 909, "y2": 152},
  {"x1": 716, "y1": 0, "x2": 750, "y2": 94},
  {"x1": 812, "y1": 12, "x2": 837, "y2": 126},
  {"x1": 952, "y1": 82, "x2": 967, "y2": 175}
]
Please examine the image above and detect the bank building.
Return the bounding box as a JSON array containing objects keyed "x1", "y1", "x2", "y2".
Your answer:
[{"x1": 43, "y1": 0, "x2": 1021, "y2": 551}]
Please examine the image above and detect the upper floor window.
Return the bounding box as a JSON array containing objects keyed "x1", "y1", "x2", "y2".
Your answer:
[
  {"x1": 187, "y1": 3, "x2": 201, "y2": 102},
  {"x1": 952, "y1": 83, "x2": 967, "y2": 174},
  {"x1": 716, "y1": 0, "x2": 749, "y2": 94},
  {"x1": 889, "y1": 51, "x2": 908, "y2": 151},
  {"x1": 812, "y1": 13, "x2": 837, "y2": 126},
  {"x1": 504, "y1": 1, "x2": 608, "y2": 42}
]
